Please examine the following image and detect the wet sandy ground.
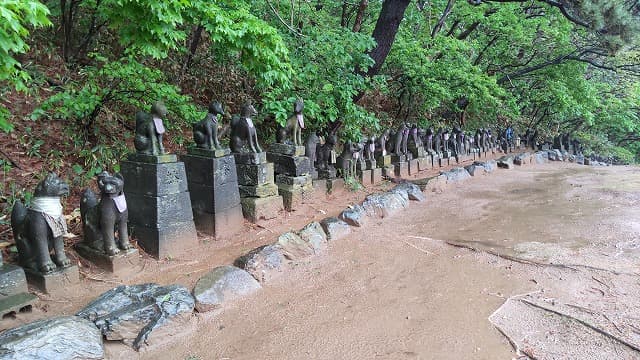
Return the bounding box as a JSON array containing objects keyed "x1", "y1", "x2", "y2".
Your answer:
[{"x1": 100, "y1": 162, "x2": 640, "y2": 359}]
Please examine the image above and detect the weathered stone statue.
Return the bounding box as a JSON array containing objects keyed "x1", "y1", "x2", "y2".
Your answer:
[
  {"x1": 193, "y1": 101, "x2": 224, "y2": 150},
  {"x1": 410, "y1": 125, "x2": 422, "y2": 148},
  {"x1": 280, "y1": 98, "x2": 305, "y2": 146},
  {"x1": 475, "y1": 128, "x2": 483, "y2": 151},
  {"x1": 376, "y1": 129, "x2": 390, "y2": 156},
  {"x1": 401, "y1": 124, "x2": 410, "y2": 155},
  {"x1": 305, "y1": 132, "x2": 320, "y2": 168},
  {"x1": 231, "y1": 101, "x2": 262, "y2": 153},
  {"x1": 425, "y1": 127, "x2": 434, "y2": 153},
  {"x1": 80, "y1": 172, "x2": 132, "y2": 256},
  {"x1": 134, "y1": 101, "x2": 167, "y2": 155},
  {"x1": 394, "y1": 123, "x2": 408, "y2": 155},
  {"x1": 11, "y1": 173, "x2": 71, "y2": 273},
  {"x1": 316, "y1": 134, "x2": 337, "y2": 171},
  {"x1": 434, "y1": 128, "x2": 443, "y2": 154},
  {"x1": 365, "y1": 136, "x2": 376, "y2": 162},
  {"x1": 337, "y1": 140, "x2": 362, "y2": 179},
  {"x1": 442, "y1": 128, "x2": 450, "y2": 153}
]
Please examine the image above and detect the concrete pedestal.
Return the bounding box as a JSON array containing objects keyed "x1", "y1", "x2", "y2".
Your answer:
[
  {"x1": 235, "y1": 152, "x2": 283, "y2": 222},
  {"x1": 268, "y1": 144, "x2": 313, "y2": 212},
  {"x1": 121, "y1": 154, "x2": 198, "y2": 258},
  {"x1": 182, "y1": 150, "x2": 244, "y2": 240},
  {"x1": 0, "y1": 264, "x2": 36, "y2": 316},
  {"x1": 25, "y1": 265, "x2": 79, "y2": 296},
  {"x1": 75, "y1": 245, "x2": 140, "y2": 274}
]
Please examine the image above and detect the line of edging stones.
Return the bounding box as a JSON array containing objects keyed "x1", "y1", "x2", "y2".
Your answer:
[{"x1": 0, "y1": 149, "x2": 594, "y2": 359}]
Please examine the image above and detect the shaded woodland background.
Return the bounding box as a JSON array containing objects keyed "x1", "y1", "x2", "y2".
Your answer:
[{"x1": 0, "y1": 0, "x2": 639, "y2": 227}]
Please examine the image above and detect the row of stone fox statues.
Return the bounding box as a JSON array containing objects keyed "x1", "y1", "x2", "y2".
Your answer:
[{"x1": 11, "y1": 98, "x2": 545, "y2": 277}]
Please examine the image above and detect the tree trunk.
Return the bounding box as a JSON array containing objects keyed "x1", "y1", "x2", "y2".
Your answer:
[
  {"x1": 352, "y1": 0, "x2": 369, "y2": 33},
  {"x1": 365, "y1": 0, "x2": 411, "y2": 78}
]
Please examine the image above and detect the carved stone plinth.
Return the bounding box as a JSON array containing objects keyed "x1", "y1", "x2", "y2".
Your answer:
[
  {"x1": 0, "y1": 264, "x2": 36, "y2": 316},
  {"x1": 186, "y1": 147, "x2": 231, "y2": 158},
  {"x1": 408, "y1": 159, "x2": 419, "y2": 175},
  {"x1": 439, "y1": 157, "x2": 450, "y2": 167},
  {"x1": 365, "y1": 160, "x2": 376, "y2": 170},
  {"x1": 313, "y1": 179, "x2": 327, "y2": 195},
  {"x1": 326, "y1": 178, "x2": 345, "y2": 193},
  {"x1": 269, "y1": 143, "x2": 305, "y2": 156},
  {"x1": 121, "y1": 155, "x2": 197, "y2": 258},
  {"x1": 382, "y1": 165, "x2": 395, "y2": 178},
  {"x1": 391, "y1": 154, "x2": 407, "y2": 163},
  {"x1": 234, "y1": 152, "x2": 283, "y2": 222},
  {"x1": 394, "y1": 162, "x2": 409, "y2": 178},
  {"x1": 371, "y1": 168, "x2": 383, "y2": 184},
  {"x1": 358, "y1": 169, "x2": 372, "y2": 186},
  {"x1": 318, "y1": 167, "x2": 337, "y2": 180},
  {"x1": 409, "y1": 143, "x2": 426, "y2": 158},
  {"x1": 275, "y1": 174, "x2": 313, "y2": 211},
  {"x1": 25, "y1": 265, "x2": 79, "y2": 295},
  {"x1": 266, "y1": 152, "x2": 311, "y2": 177},
  {"x1": 75, "y1": 245, "x2": 140, "y2": 274},
  {"x1": 376, "y1": 155, "x2": 391, "y2": 167},
  {"x1": 241, "y1": 196, "x2": 283, "y2": 222},
  {"x1": 417, "y1": 157, "x2": 430, "y2": 171}
]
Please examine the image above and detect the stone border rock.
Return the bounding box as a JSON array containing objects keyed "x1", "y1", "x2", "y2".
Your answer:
[{"x1": 0, "y1": 148, "x2": 600, "y2": 359}]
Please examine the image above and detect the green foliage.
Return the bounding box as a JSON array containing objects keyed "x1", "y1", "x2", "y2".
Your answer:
[{"x1": 0, "y1": 0, "x2": 51, "y2": 131}]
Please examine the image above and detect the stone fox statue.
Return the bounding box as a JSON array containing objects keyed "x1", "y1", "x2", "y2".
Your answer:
[
  {"x1": 279, "y1": 98, "x2": 305, "y2": 146},
  {"x1": 231, "y1": 102, "x2": 262, "y2": 153},
  {"x1": 134, "y1": 101, "x2": 167, "y2": 155},
  {"x1": 80, "y1": 172, "x2": 132, "y2": 256},
  {"x1": 11, "y1": 173, "x2": 71, "y2": 273},
  {"x1": 193, "y1": 101, "x2": 224, "y2": 150}
]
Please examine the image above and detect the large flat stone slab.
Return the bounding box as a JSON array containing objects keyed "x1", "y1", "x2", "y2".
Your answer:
[
  {"x1": 77, "y1": 283, "x2": 194, "y2": 350},
  {"x1": 193, "y1": 265, "x2": 261, "y2": 312}
]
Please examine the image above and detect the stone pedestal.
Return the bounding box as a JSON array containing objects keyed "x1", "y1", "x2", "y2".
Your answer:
[
  {"x1": 267, "y1": 144, "x2": 313, "y2": 212},
  {"x1": 382, "y1": 165, "x2": 395, "y2": 178},
  {"x1": 235, "y1": 152, "x2": 283, "y2": 222},
  {"x1": 182, "y1": 149, "x2": 244, "y2": 239},
  {"x1": 371, "y1": 168, "x2": 383, "y2": 184},
  {"x1": 408, "y1": 158, "x2": 419, "y2": 175},
  {"x1": 358, "y1": 169, "x2": 373, "y2": 186},
  {"x1": 326, "y1": 178, "x2": 345, "y2": 193},
  {"x1": 417, "y1": 157, "x2": 430, "y2": 171},
  {"x1": 391, "y1": 154, "x2": 407, "y2": 163},
  {"x1": 439, "y1": 156, "x2": 450, "y2": 167},
  {"x1": 394, "y1": 161, "x2": 409, "y2": 178},
  {"x1": 0, "y1": 264, "x2": 36, "y2": 316},
  {"x1": 75, "y1": 245, "x2": 140, "y2": 275},
  {"x1": 409, "y1": 143, "x2": 426, "y2": 159},
  {"x1": 376, "y1": 154, "x2": 392, "y2": 167},
  {"x1": 25, "y1": 265, "x2": 79, "y2": 296},
  {"x1": 121, "y1": 154, "x2": 198, "y2": 258}
]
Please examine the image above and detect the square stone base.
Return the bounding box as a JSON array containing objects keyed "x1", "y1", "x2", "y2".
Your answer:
[
  {"x1": 358, "y1": 169, "x2": 373, "y2": 186},
  {"x1": 417, "y1": 157, "x2": 430, "y2": 171},
  {"x1": 313, "y1": 179, "x2": 327, "y2": 195},
  {"x1": 0, "y1": 264, "x2": 29, "y2": 297},
  {"x1": 269, "y1": 143, "x2": 305, "y2": 156},
  {"x1": 394, "y1": 162, "x2": 409, "y2": 178},
  {"x1": 278, "y1": 184, "x2": 313, "y2": 211},
  {"x1": 234, "y1": 152, "x2": 267, "y2": 165},
  {"x1": 376, "y1": 155, "x2": 391, "y2": 166},
  {"x1": 391, "y1": 154, "x2": 407, "y2": 163},
  {"x1": 75, "y1": 245, "x2": 141, "y2": 274},
  {"x1": 408, "y1": 159, "x2": 419, "y2": 175},
  {"x1": 439, "y1": 157, "x2": 450, "y2": 167},
  {"x1": 127, "y1": 153, "x2": 177, "y2": 164},
  {"x1": 132, "y1": 221, "x2": 198, "y2": 259},
  {"x1": 0, "y1": 292, "x2": 37, "y2": 317},
  {"x1": 187, "y1": 147, "x2": 231, "y2": 158},
  {"x1": 239, "y1": 183, "x2": 279, "y2": 197},
  {"x1": 241, "y1": 196, "x2": 283, "y2": 222},
  {"x1": 382, "y1": 165, "x2": 395, "y2": 178},
  {"x1": 193, "y1": 205, "x2": 244, "y2": 239},
  {"x1": 371, "y1": 168, "x2": 383, "y2": 184},
  {"x1": 326, "y1": 178, "x2": 345, "y2": 193},
  {"x1": 25, "y1": 265, "x2": 79, "y2": 295}
]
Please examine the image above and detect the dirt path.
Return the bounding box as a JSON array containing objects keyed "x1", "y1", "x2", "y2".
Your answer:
[{"x1": 96, "y1": 162, "x2": 640, "y2": 360}]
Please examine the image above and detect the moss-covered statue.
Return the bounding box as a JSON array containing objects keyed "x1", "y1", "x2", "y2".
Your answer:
[
  {"x1": 193, "y1": 101, "x2": 225, "y2": 150},
  {"x1": 134, "y1": 101, "x2": 167, "y2": 155},
  {"x1": 80, "y1": 171, "x2": 132, "y2": 256},
  {"x1": 11, "y1": 173, "x2": 72, "y2": 273},
  {"x1": 230, "y1": 101, "x2": 262, "y2": 153}
]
